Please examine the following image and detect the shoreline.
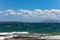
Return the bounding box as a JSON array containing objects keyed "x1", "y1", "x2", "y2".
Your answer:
[{"x1": 0, "y1": 32, "x2": 60, "y2": 40}]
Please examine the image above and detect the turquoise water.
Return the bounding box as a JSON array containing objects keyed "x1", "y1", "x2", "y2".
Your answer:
[{"x1": 0, "y1": 22, "x2": 60, "y2": 33}]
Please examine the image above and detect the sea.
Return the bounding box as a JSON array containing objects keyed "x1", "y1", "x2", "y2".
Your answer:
[{"x1": 0, "y1": 22, "x2": 60, "y2": 34}]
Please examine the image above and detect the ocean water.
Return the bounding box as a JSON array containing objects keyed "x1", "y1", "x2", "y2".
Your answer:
[{"x1": 0, "y1": 22, "x2": 60, "y2": 34}]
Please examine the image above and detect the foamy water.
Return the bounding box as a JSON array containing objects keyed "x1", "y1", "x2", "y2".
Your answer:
[
  {"x1": 0, "y1": 32, "x2": 29, "y2": 40},
  {"x1": 0, "y1": 32, "x2": 60, "y2": 40}
]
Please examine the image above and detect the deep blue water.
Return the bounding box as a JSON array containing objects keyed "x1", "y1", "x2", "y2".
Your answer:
[{"x1": 0, "y1": 22, "x2": 60, "y2": 33}]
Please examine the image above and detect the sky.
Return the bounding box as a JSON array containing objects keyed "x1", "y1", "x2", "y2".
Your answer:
[
  {"x1": 0, "y1": 0, "x2": 60, "y2": 10},
  {"x1": 0, "y1": 0, "x2": 60, "y2": 22}
]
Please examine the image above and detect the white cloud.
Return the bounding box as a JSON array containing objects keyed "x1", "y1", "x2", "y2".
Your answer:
[
  {"x1": 0, "y1": 9, "x2": 60, "y2": 22},
  {"x1": 5, "y1": 9, "x2": 16, "y2": 15},
  {"x1": 51, "y1": 9, "x2": 60, "y2": 13}
]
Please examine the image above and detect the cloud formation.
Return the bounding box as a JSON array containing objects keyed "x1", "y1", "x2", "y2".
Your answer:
[
  {"x1": 0, "y1": 9, "x2": 60, "y2": 22},
  {"x1": 0, "y1": 9, "x2": 60, "y2": 18}
]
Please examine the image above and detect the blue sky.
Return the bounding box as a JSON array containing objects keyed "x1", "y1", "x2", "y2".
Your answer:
[
  {"x1": 0, "y1": 0, "x2": 60, "y2": 10},
  {"x1": 0, "y1": 0, "x2": 60, "y2": 22}
]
